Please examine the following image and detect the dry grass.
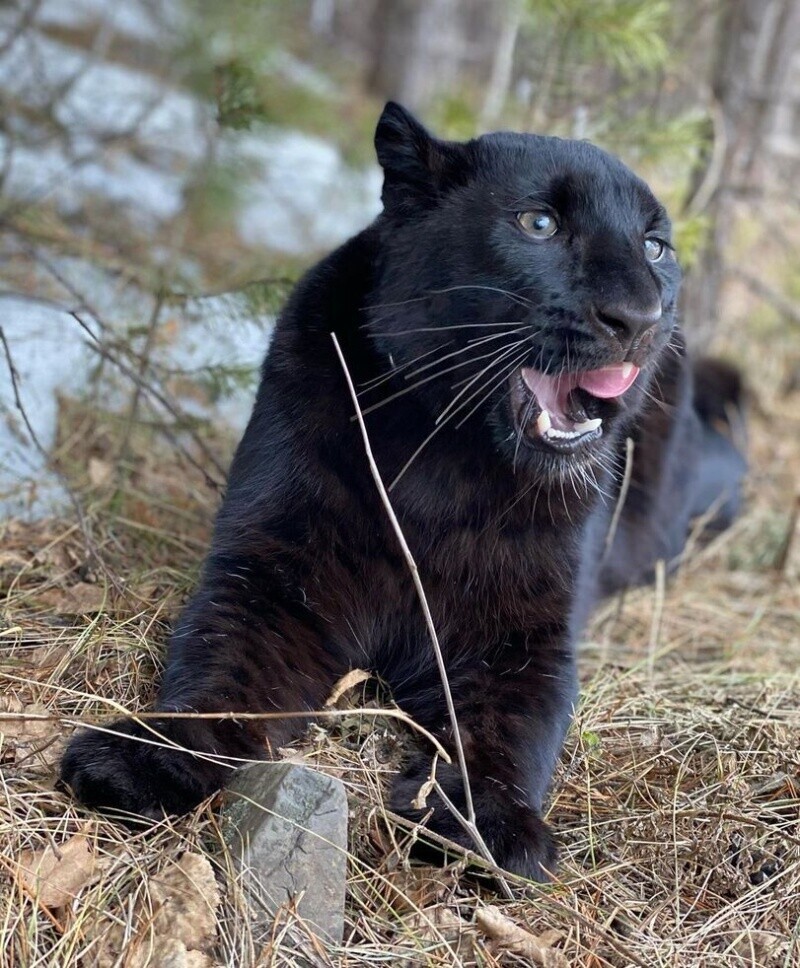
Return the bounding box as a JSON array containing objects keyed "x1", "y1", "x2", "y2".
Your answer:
[{"x1": 1, "y1": 317, "x2": 799, "y2": 967}]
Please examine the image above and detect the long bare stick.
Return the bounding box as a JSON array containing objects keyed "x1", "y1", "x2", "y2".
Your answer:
[
  {"x1": 331, "y1": 333, "x2": 513, "y2": 897},
  {"x1": 602, "y1": 435, "x2": 634, "y2": 562}
]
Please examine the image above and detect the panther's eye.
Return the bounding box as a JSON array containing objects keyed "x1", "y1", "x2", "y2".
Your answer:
[
  {"x1": 644, "y1": 237, "x2": 665, "y2": 262},
  {"x1": 517, "y1": 211, "x2": 558, "y2": 239}
]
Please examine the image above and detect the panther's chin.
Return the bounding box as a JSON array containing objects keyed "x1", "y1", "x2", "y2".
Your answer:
[{"x1": 508, "y1": 362, "x2": 640, "y2": 461}]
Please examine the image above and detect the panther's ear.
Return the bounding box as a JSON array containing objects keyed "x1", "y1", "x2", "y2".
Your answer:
[{"x1": 375, "y1": 101, "x2": 468, "y2": 213}]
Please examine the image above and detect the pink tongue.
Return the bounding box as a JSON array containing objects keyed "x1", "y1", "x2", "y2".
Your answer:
[
  {"x1": 520, "y1": 363, "x2": 640, "y2": 430},
  {"x1": 576, "y1": 364, "x2": 639, "y2": 399}
]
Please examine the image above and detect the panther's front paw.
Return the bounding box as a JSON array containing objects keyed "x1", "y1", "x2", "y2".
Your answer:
[
  {"x1": 488, "y1": 806, "x2": 558, "y2": 882},
  {"x1": 391, "y1": 758, "x2": 558, "y2": 882},
  {"x1": 59, "y1": 719, "x2": 224, "y2": 822}
]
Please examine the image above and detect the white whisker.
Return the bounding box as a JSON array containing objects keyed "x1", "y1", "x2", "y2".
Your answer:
[
  {"x1": 403, "y1": 327, "x2": 527, "y2": 382},
  {"x1": 389, "y1": 344, "x2": 530, "y2": 490},
  {"x1": 360, "y1": 343, "x2": 449, "y2": 392},
  {"x1": 435, "y1": 341, "x2": 528, "y2": 427}
]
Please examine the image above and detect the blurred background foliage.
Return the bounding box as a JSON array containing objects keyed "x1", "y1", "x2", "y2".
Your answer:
[
  {"x1": 0, "y1": 0, "x2": 798, "y2": 516},
  {"x1": 164, "y1": 0, "x2": 800, "y2": 313}
]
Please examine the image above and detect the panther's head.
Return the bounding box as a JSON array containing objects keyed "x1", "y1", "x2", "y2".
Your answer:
[{"x1": 366, "y1": 102, "x2": 681, "y2": 484}]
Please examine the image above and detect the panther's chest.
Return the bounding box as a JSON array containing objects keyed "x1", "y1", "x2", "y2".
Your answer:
[{"x1": 410, "y1": 512, "x2": 586, "y2": 639}]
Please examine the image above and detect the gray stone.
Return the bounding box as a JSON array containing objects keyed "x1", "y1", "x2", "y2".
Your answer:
[{"x1": 223, "y1": 763, "x2": 348, "y2": 945}]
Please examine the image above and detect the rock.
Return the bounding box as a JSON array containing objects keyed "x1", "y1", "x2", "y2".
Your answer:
[{"x1": 223, "y1": 763, "x2": 347, "y2": 945}]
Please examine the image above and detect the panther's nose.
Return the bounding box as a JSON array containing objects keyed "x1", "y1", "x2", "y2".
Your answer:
[{"x1": 593, "y1": 300, "x2": 662, "y2": 350}]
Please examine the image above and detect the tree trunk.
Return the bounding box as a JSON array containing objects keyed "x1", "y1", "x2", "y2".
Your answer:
[
  {"x1": 681, "y1": 0, "x2": 800, "y2": 347},
  {"x1": 364, "y1": 0, "x2": 505, "y2": 115},
  {"x1": 366, "y1": 0, "x2": 465, "y2": 112},
  {"x1": 480, "y1": 0, "x2": 522, "y2": 130}
]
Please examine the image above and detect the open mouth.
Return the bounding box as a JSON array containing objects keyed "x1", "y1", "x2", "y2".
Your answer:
[{"x1": 510, "y1": 362, "x2": 640, "y2": 454}]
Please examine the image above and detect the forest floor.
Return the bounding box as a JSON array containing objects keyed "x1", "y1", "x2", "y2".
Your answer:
[{"x1": 1, "y1": 305, "x2": 799, "y2": 968}]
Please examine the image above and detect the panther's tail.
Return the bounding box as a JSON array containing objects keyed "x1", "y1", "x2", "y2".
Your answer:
[
  {"x1": 688, "y1": 357, "x2": 748, "y2": 530},
  {"x1": 597, "y1": 354, "x2": 748, "y2": 597},
  {"x1": 692, "y1": 357, "x2": 747, "y2": 431}
]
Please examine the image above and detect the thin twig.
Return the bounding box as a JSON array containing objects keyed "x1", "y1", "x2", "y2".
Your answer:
[
  {"x1": 432, "y1": 780, "x2": 508, "y2": 882},
  {"x1": 0, "y1": 325, "x2": 122, "y2": 591},
  {"x1": 117, "y1": 288, "x2": 166, "y2": 468},
  {"x1": 0, "y1": 91, "x2": 168, "y2": 224},
  {"x1": 602, "y1": 436, "x2": 634, "y2": 562},
  {"x1": 0, "y1": 0, "x2": 43, "y2": 59},
  {"x1": 19, "y1": 246, "x2": 227, "y2": 486},
  {"x1": 331, "y1": 332, "x2": 514, "y2": 897},
  {"x1": 70, "y1": 311, "x2": 226, "y2": 487},
  {"x1": 0, "y1": 702, "x2": 452, "y2": 766},
  {"x1": 86, "y1": 710, "x2": 453, "y2": 769}
]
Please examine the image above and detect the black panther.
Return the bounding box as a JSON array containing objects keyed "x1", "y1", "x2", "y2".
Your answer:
[{"x1": 60, "y1": 103, "x2": 746, "y2": 881}]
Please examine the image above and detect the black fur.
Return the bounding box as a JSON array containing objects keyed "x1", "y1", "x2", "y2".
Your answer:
[{"x1": 60, "y1": 103, "x2": 746, "y2": 880}]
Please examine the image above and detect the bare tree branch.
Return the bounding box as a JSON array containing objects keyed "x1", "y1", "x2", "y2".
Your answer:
[
  {"x1": 0, "y1": 324, "x2": 122, "y2": 590},
  {"x1": 735, "y1": 269, "x2": 800, "y2": 326},
  {"x1": 0, "y1": 0, "x2": 43, "y2": 59}
]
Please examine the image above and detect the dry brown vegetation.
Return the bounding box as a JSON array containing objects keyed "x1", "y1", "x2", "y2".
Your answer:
[{"x1": 1, "y1": 305, "x2": 799, "y2": 967}]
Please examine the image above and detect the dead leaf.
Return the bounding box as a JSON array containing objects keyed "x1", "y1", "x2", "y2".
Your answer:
[
  {"x1": 150, "y1": 851, "x2": 220, "y2": 951},
  {"x1": 405, "y1": 904, "x2": 470, "y2": 938},
  {"x1": 38, "y1": 581, "x2": 107, "y2": 615},
  {"x1": 131, "y1": 581, "x2": 161, "y2": 604},
  {"x1": 0, "y1": 699, "x2": 54, "y2": 747},
  {"x1": 0, "y1": 695, "x2": 25, "y2": 741},
  {"x1": 28, "y1": 643, "x2": 70, "y2": 670},
  {"x1": 475, "y1": 907, "x2": 568, "y2": 967},
  {"x1": 31, "y1": 535, "x2": 77, "y2": 572},
  {"x1": 383, "y1": 868, "x2": 449, "y2": 915},
  {"x1": 88, "y1": 457, "x2": 113, "y2": 487},
  {"x1": 411, "y1": 775, "x2": 435, "y2": 810},
  {"x1": 94, "y1": 852, "x2": 220, "y2": 968},
  {"x1": 732, "y1": 930, "x2": 788, "y2": 963},
  {"x1": 17, "y1": 833, "x2": 98, "y2": 908},
  {"x1": 324, "y1": 668, "x2": 370, "y2": 706},
  {"x1": 151, "y1": 939, "x2": 213, "y2": 968},
  {"x1": 0, "y1": 692, "x2": 63, "y2": 769}
]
